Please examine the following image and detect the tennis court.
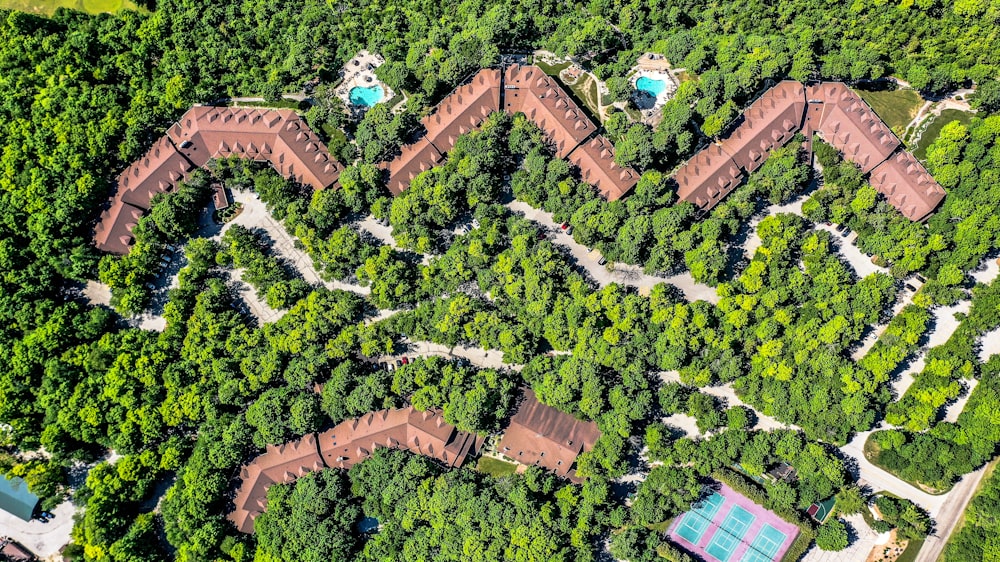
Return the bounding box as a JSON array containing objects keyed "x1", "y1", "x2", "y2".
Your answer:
[
  {"x1": 675, "y1": 492, "x2": 726, "y2": 544},
  {"x1": 740, "y1": 524, "x2": 787, "y2": 562},
  {"x1": 667, "y1": 483, "x2": 798, "y2": 562},
  {"x1": 704, "y1": 505, "x2": 756, "y2": 562}
]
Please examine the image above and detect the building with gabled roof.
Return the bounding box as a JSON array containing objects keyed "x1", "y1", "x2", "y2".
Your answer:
[
  {"x1": 869, "y1": 151, "x2": 946, "y2": 221},
  {"x1": 720, "y1": 80, "x2": 806, "y2": 173},
  {"x1": 503, "y1": 65, "x2": 595, "y2": 158},
  {"x1": 227, "y1": 434, "x2": 326, "y2": 534},
  {"x1": 567, "y1": 135, "x2": 639, "y2": 201},
  {"x1": 94, "y1": 106, "x2": 342, "y2": 254},
  {"x1": 496, "y1": 389, "x2": 600, "y2": 482},
  {"x1": 317, "y1": 406, "x2": 481, "y2": 470},
  {"x1": 227, "y1": 407, "x2": 482, "y2": 534},
  {"x1": 673, "y1": 143, "x2": 746, "y2": 211},
  {"x1": 422, "y1": 69, "x2": 501, "y2": 154},
  {"x1": 382, "y1": 137, "x2": 445, "y2": 196},
  {"x1": 804, "y1": 82, "x2": 899, "y2": 173}
]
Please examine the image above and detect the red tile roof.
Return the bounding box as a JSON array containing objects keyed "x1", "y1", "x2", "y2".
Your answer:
[
  {"x1": 422, "y1": 69, "x2": 501, "y2": 154},
  {"x1": 317, "y1": 406, "x2": 481, "y2": 470},
  {"x1": 869, "y1": 151, "x2": 946, "y2": 221},
  {"x1": 805, "y1": 82, "x2": 899, "y2": 173},
  {"x1": 503, "y1": 65, "x2": 595, "y2": 158},
  {"x1": 94, "y1": 107, "x2": 341, "y2": 254},
  {"x1": 382, "y1": 137, "x2": 445, "y2": 196},
  {"x1": 673, "y1": 143, "x2": 746, "y2": 211},
  {"x1": 720, "y1": 80, "x2": 806, "y2": 173},
  {"x1": 168, "y1": 107, "x2": 342, "y2": 189},
  {"x1": 496, "y1": 389, "x2": 600, "y2": 482},
  {"x1": 228, "y1": 407, "x2": 482, "y2": 534},
  {"x1": 228, "y1": 434, "x2": 325, "y2": 534},
  {"x1": 567, "y1": 135, "x2": 639, "y2": 201}
]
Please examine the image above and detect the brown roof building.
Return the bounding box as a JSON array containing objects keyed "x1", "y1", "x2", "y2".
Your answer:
[
  {"x1": 382, "y1": 136, "x2": 445, "y2": 196},
  {"x1": 228, "y1": 434, "x2": 326, "y2": 534},
  {"x1": 567, "y1": 135, "x2": 640, "y2": 201},
  {"x1": 167, "y1": 107, "x2": 342, "y2": 189},
  {"x1": 422, "y1": 69, "x2": 501, "y2": 154},
  {"x1": 673, "y1": 143, "x2": 746, "y2": 211},
  {"x1": 94, "y1": 107, "x2": 341, "y2": 254},
  {"x1": 869, "y1": 151, "x2": 946, "y2": 221},
  {"x1": 720, "y1": 80, "x2": 806, "y2": 173},
  {"x1": 228, "y1": 407, "x2": 482, "y2": 534},
  {"x1": 0, "y1": 539, "x2": 34, "y2": 562},
  {"x1": 676, "y1": 80, "x2": 944, "y2": 221},
  {"x1": 497, "y1": 389, "x2": 601, "y2": 482},
  {"x1": 805, "y1": 82, "x2": 899, "y2": 173},
  {"x1": 317, "y1": 406, "x2": 481, "y2": 470},
  {"x1": 503, "y1": 65, "x2": 595, "y2": 158}
]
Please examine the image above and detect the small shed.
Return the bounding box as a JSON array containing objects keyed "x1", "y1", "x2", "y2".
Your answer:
[
  {"x1": 0, "y1": 475, "x2": 38, "y2": 521},
  {"x1": 212, "y1": 184, "x2": 231, "y2": 211}
]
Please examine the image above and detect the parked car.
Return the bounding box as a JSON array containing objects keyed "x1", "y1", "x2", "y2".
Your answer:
[
  {"x1": 916, "y1": 274, "x2": 927, "y2": 283},
  {"x1": 560, "y1": 223, "x2": 568, "y2": 231},
  {"x1": 565, "y1": 226, "x2": 573, "y2": 235},
  {"x1": 161, "y1": 254, "x2": 173, "y2": 263},
  {"x1": 824, "y1": 221, "x2": 832, "y2": 226},
  {"x1": 401, "y1": 356, "x2": 409, "y2": 365},
  {"x1": 598, "y1": 256, "x2": 607, "y2": 265},
  {"x1": 905, "y1": 284, "x2": 917, "y2": 291},
  {"x1": 395, "y1": 359, "x2": 402, "y2": 367}
]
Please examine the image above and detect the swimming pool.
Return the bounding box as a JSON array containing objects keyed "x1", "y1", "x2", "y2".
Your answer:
[
  {"x1": 636, "y1": 76, "x2": 667, "y2": 97},
  {"x1": 349, "y1": 84, "x2": 384, "y2": 107}
]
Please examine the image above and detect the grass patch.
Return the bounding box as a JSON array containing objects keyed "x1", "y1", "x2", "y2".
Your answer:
[
  {"x1": 914, "y1": 108, "x2": 974, "y2": 160},
  {"x1": 476, "y1": 456, "x2": 517, "y2": 478},
  {"x1": 863, "y1": 437, "x2": 951, "y2": 495},
  {"x1": 535, "y1": 60, "x2": 572, "y2": 76},
  {"x1": 563, "y1": 75, "x2": 602, "y2": 124},
  {"x1": 0, "y1": 0, "x2": 142, "y2": 15},
  {"x1": 856, "y1": 88, "x2": 924, "y2": 133},
  {"x1": 897, "y1": 536, "x2": 925, "y2": 562}
]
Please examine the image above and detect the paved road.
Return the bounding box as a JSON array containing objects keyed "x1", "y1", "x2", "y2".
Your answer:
[
  {"x1": 505, "y1": 201, "x2": 720, "y2": 303},
  {"x1": 914, "y1": 463, "x2": 989, "y2": 562}
]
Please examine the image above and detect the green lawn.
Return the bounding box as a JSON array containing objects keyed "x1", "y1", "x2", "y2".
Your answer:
[
  {"x1": 914, "y1": 108, "x2": 975, "y2": 160},
  {"x1": 535, "y1": 60, "x2": 572, "y2": 76},
  {"x1": 0, "y1": 0, "x2": 142, "y2": 15},
  {"x1": 855, "y1": 88, "x2": 924, "y2": 133},
  {"x1": 476, "y1": 456, "x2": 518, "y2": 478}
]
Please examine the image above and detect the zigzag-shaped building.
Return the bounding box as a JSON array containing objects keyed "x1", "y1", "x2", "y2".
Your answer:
[
  {"x1": 383, "y1": 65, "x2": 641, "y2": 202},
  {"x1": 227, "y1": 406, "x2": 482, "y2": 534},
  {"x1": 675, "y1": 80, "x2": 946, "y2": 222},
  {"x1": 94, "y1": 107, "x2": 343, "y2": 254}
]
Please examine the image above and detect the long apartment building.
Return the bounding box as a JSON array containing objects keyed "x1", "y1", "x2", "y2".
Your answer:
[
  {"x1": 94, "y1": 107, "x2": 342, "y2": 254},
  {"x1": 383, "y1": 65, "x2": 640, "y2": 201},
  {"x1": 674, "y1": 80, "x2": 946, "y2": 221},
  {"x1": 228, "y1": 406, "x2": 482, "y2": 534}
]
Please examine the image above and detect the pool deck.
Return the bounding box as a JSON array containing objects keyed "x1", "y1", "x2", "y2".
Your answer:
[
  {"x1": 668, "y1": 483, "x2": 799, "y2": 562},
  {"x1": 337, "y1": 50, "x2": 394, "y2": 110},
  {"x1": 629, "y1": 68, "x2": 677, "y2": 124}
]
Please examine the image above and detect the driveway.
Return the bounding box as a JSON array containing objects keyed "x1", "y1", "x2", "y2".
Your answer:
[
  {"x1": 801, "y1": 513, "x2": 890, "y2": 562},
  {"x1": 0, "y1": 498, "x2": 75, "y2": 560},
  {"x1": 504, "y1": 201, "x2": 720, "y2": 303}
]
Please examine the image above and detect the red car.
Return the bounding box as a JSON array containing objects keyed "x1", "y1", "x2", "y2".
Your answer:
[
  {"x1": 560, "y1": 223, "x2": 568, "y2": 230},
  {"x1": 401, "y1": 356, "x2": 409, "y2": 365}
]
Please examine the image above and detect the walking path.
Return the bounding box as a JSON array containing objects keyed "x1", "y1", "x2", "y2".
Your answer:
[
  {"x1": 375, "y1": 338, "x2": 522, "y2": 371},
  {"x1": 505, "y1": 200, "x2": 720, "y2": 303}
]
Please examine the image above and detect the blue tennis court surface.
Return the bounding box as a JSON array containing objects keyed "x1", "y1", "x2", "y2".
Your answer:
[
  {"x1": 675, "y1": 492, "x2": 725, "y2": 544},
  {"x1": 740, "y1": 524, "x2": 787, "y2": 562},
  {"x1": 705, "y1": 506, "x2": 756, "y2": 562},
  {"x1": 668, "y1": 483, "x2": 798, "y2": 562}
]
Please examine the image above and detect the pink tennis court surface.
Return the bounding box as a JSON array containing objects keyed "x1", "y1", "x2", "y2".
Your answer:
[{"x1": 667, "y1": 483, "x2": 799, "y2": 562}]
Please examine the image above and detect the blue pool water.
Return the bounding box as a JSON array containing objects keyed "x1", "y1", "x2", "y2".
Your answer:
[
  {"x1": 349, "y1": 85, "x2": 385, "y2": 107},
  {"x1": 636, "y1": 76, "x2": 667, "y2": 97}
]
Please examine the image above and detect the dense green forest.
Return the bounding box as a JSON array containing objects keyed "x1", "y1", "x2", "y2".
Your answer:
[{"x1": 1, "y1": 0, "x2": 1000, "y2": 561}]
